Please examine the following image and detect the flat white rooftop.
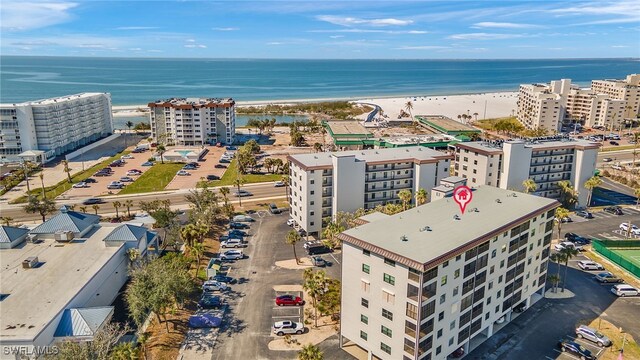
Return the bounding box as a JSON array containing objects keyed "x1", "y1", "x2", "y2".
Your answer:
[
  {"x1": 289, "y1": 146, "x2": 450, "y2": 168},
  {"x1": 0, "y1": 224, "x2": 123, "y2": 342},
  {"x1": 457, "y1": 137, "x2": 599, "y2": 153},
  {"x1": 0, "y1": 93, "x2": 107, "y2": 107}
]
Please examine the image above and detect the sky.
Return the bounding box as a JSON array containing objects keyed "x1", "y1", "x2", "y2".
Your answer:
[{"x1": 1, "y1": 1, "x2": 639, "y2": 59}]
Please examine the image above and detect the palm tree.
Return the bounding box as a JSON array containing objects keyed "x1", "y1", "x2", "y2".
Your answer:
[
  {"x1": 0, "y1": 216, "x2": 13, "y2": 226},
  {"x1": 548, "y1": 274, "x2": 561, "y2": 293},
  {"x1": 554, "y1": 207, "x2": 570, "y2": 239},
  {"x1": 522, "y1": 179, "x2": 537, "y2": 194},
  {"x1": 191, "y1": 241, "x2": 205, "y2": 280},
  {"x1": 583, "y1": 176, "x2": 603, "y2": 208},
  {"x1": 38, "y1": 173, "x2": 46, "y2": 198},
  {"x1": 219, "y1": 186, "x2": 230, "y2": 206},
  {"x1": 156, "y1": 144, "x2": 166, "y2": 164},
  {"x1": 313, "y1": 142, "x2": 323, "y2": 153},
  {"x1": 124, "y1": 200, "x2": 134, "y2": 217},
  {"x1": 560, "y1": 247, "x2": 579, "y2": 292},
  {"x1": 61, "y1": 160, "x2": 72, "y2": 183},
  {"x1": 92, "y1": 204, "x2": 100, "y2": 215},
  {"x1": 282, "y1": 174, "x2": 290, "y2": 200},
  {"x1": 298, "y1": 344, "x2": 323, "y2": 360},
  {"x1": 125, "y1": 120, "x2": 134, "y2": 148},
  {"x1": 397, "y1": 189, "x2": 412, "y2": 211},
  {"x1": 286, "y1": 230, "x2": 302, "y2": 264},
  {"x1": 405, "y1": 101, "x2": 414, "y2": 125},
  {"x1": 302, "y1": 268, "x2": 326, "y2": 328},
  {"x1": 233, "y1": 175, "x2": 246, "y2": 207},
  {"x1": 415, "y1": 188, "x2": 428, "y2": 206},
  {"x1": 635, "y1": 187, "x2": 640, "y2": 207},
  {"x1": 549, "y1": 252, "x2": 564, "y2": 285},
  {"x1": 113, "y1": 201, "x2": 122, "y2": 218},
  {"x1": 79, "y1": 206, "x2": 87, "y2": 213},
  {"x1": 557, "y1": 180, "x2": 578, "y2": 209}
]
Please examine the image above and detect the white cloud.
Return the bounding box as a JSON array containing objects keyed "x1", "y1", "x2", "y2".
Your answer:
[
  {"x1": 128, "y1": 48, "x2": 143, "y2": 51},
  {"x1": 448, "y1": 33, "x2": 524, "y2": 40},
  {"x1": 329, "y1": 35, "x2": 344, "y2": 39},
  {"x1": 197, "y1": 44, "x2": 207, "y2": 48},
  {"x1": 147, "y1": 49, "x2": 163, "y2": 53},
  {"x1": 395, "y1": 46, "x2": 449, "y2": 50},
  {"x1": 267, "y1": 42, "x2": 283, "y2": 45},
  {"x1": 551, "y1": 1, "x2": 639, "y2": 16},
  {"x1": 1, "y1": 1, "x2": 78, "y2": 31},
  {"x1": 472, "y1": 22, "x2": 540, "y2": 29},
  {"x1": 611, "y1": 45, "x2": 629, "y2": 48},
  {"x1": 184, "y1": 44, "x2": 196, "y2": 48},
  {"x1": 316, "y1": 15, "x2": 412, "y2": 27},
  {"x1": 115, "y1": 26, "x2": 159, "y2": 30},
  {"x1": 10, "y1": 40, "x2": 57, "y2": 46},
  {"x1": 77, "y1": 44, "x2": 107, "y2": 49},
  {"x1": 186, "y1": 39, "x2": 196, "y2": 42},
  {"x1": 309, "y1": 29, "x2": 427, "y2": 34},
  {"x1": 213, "y1": 27, "x2": 239, "y2": 31}
]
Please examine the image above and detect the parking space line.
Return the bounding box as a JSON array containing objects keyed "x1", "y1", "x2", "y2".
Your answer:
[
  {"x1": 271, "y1": 315, "x2": 302, "y2": 319},
  {"x1": 330, "y1": 253, "x2": 341, "y2": 265}
]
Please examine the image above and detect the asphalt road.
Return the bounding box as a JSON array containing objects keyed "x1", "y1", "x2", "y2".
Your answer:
[
  {"x1": 597, "y1": 148, "x2": 638, "y2": 166},
  {"x1": 211, "y1": 211, "x2": 342, "y2": 360}
]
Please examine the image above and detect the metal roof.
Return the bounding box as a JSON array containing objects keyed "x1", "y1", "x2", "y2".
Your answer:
[
  {"x1": 103, "y1": 224, "x2": 149, "y2": 242},
  {"x1": 54, "y1": 307, "x2": 113, "y2": 338},
  {"x1": 0, "y1": 226, "x2": 29, "y2": 243},
  {"x1": 29, "y1": 211, "x2": 100, "y2": 234}
]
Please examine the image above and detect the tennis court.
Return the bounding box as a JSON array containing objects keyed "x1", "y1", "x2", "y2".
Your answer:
[
  {"x1": 592, "y1": 240, "x2": 640, "y2": 278},
  {"x1": 614, "y1": 248, "x2": 640, "y2": 268}
]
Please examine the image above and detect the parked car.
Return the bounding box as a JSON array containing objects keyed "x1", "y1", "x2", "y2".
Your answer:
[
  {"x1": 221, "y1": 239, "x2": 245, "y2": 248},
  {"x1": 595, "y1": 271, "x2": 624, "y2": 283},
  {"x1": 82, "y1": 198, "x2": 104, "y2": 205},
  {"x1": 187, "y1": 162, "x2": 200, "y2": 168},
  {"x1": 107, "y1": 183, "x2": 124, "y2": 189},
  {"x1": 121, "y1": 154, "x2": 134, "y2": 159},
  {"x1": 183, "y1": 164, "x2": 197, "y2": 170},
  {"x1": 603, "y1": 206, "x2": 623, "y2": 215},
  {"x1": 225, "y1": 146, "x2": 237, "y2": 150},
  {"x1": 202, "y1": 280, "x2": 228, "y2": 292},
  {"x1": 565, "y1": 233, "x2": 591, "y2": 245},
  {"x1": 286, "y1": 219, "x2": 295, "y2": 227},
  {"x1": 94, "y1": 171, "x2": 110, "y2": 177},
  {"x1": 84, "y1": 178, "x2": 97, "y2": 183},
  {"x1": 210, "y1": 274, "x2": 237, "y2": 284},
  {"x1": 232, "y1": 215, "x2": 255, "y2": 223},
  {"x1": 176, "y1": 170, "x2": 190, "y2": 176},
  {"x1": 141, "y1": 161, "x2": 154, "y2": 166},
  {"x1": 272, "y1": 321, "x2": 304, "y2": 336},
  {"x1": 219, "y1": 158, "x2": 231, "y2": 164},
  {"x1": 619, "y1": 223, "x2": 640, "y2": 235},
  {"x1": 611, "y1": 284, "x2": 639, "y2": 297},
  {"x1": 303, "y1": 240, "x2": 323, "y2": 249},
  {"x1": 120, "y1": 176, "x2": 134, "y2": 182},
  {"x1": 233, "y1": 190, "x2": 252, "y2": 197},
  {"x1": 198, "y1": 294, "x2": 225, "y2": 309},
  {"x1": 127, "y1": 170, "x2": 142, "y2": 176},
  {"x1": 602, "y1": 157, "x2": 613, "y2": 162},
  {"x1": 577, "y1": 260, "x2": 604, "y2": 271},
  {"x1": 609, "y1": 141, "x2": 619, "y2": 146},
  {"x1": 575, "y1": 211, "x2": 593, "y2": 219},
  {"x1": 269, "y1": 203, "x2": 282, "y2": 214},
  {"x1": 554, "y1": 241, "x2": 583, "y2": 252},
  {"x1": 556, "y1": 216, "x2": 572, "y2": 223},
  {"x1": 275, "y1": 295, "x2": 304, "y2": 306},
  {"x1": 188, "y1": 312, "x2": 222, "y2": 328},
  {"x1": 220, "y1": 250, "x2": 244, "y2": 260},
  {"x1": 206, "y1": 174, "x2": 219, "y2": 181},
  {"x1": 306, "y1": 245, "x2": 332, "y2": 255},
  {"x1": 214, "y1": 164, "x2": 227, "y2": 169},
  {"x1": 311, "y1": 256, "x2": 327, "y2": 267},
  {"x1": 229, "y1": 222, "x2": 249, "y2": 229},
  {"x1": 558, "y1": 340, "x2": 595, "y2": 360},
  {"x1": 228, "y1": 229, "x2": 247, "y2": 237},
  {"x1": 274, "y1": 181, "x2": 285, "y2": 187},
  {"x1": 575, "y1": 325, "x2": 612, "y2": 347},
  {"x1": 72, "y1": 182, "x2": 88, "y2": 188}
]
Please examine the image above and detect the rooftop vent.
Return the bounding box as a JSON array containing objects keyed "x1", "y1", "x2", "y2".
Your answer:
[
  {"x1": 54, "y1": 231, "x2": 74, "y2": 242},
  {"x1": 419, "y1": 226, "x2": 432, "y2": 232},
  {"x1": 453, "y1": 215, "x2": 461, "y2": 220},
  {"x1": 496, "y1": 199, "x2": 502, "y2": 203},
  {"x1": 512, "y1": 193, "x2": 518, "y2": 197},
  {"x1": 401, "y1": 235, "x2": 408, "y2": 242},
  {"x1": 22, "y1": 257, "x2": 39, "y2": 269},
  {"x1": 468, "y1": 207, "x2": 479, "y2": 213}
]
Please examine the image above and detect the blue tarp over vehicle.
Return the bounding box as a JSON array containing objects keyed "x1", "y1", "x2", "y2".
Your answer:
[{"x1": 188, "y1": 313, "x2": 222, "y2": 328}]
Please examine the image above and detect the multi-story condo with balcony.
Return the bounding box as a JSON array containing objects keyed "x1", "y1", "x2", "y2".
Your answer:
[
  {"x1": 516, "y1": 81, "x2": 566, "y2": 132},
  {"x1": 565, "y1": 88, "x2": 626, "y2": 129},
  {"x1": 0, "y1": 93, "x2": 113, "y2": 163},
  {"x1": 591, "y1": 74, "x2": 640, "y2": 119},
  {"x1": 148, "y1": 97, "x2": 235, "y2": 146},
  {"x1": 338, "y1": 186, "x2": 559, "y2": 360},
  {"x1": 287, "y1": 147, "x2": 453, "y2": 236},
  {"x1": 453, "y1": 136, "x2": 599, "y2": 208}
]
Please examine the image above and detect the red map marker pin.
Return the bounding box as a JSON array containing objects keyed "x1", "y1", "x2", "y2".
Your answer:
[{"x1": 453, "y1": 185, "x2": 473, "y2": 214}]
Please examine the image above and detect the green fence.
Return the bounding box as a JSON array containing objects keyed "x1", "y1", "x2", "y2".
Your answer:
[{"x1": 592, "y1": 239, "x2": 640, "y2": 278}]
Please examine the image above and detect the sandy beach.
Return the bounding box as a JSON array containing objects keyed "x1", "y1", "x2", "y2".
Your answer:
[{"x1": 111, "y1": 91, "x2": 519, "y2": 121}]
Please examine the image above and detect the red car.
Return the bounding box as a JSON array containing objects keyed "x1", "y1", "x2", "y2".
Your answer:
[{"x1": 275, "y1": 295, "x2": 304, "y2": 306}]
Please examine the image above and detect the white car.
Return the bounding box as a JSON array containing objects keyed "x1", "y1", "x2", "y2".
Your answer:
[
  {"x1": 202, "y1": 280, "x2": 228, "y2": 292},
  {"x1": 554, "y1": 241, "x2": 583, "y2": 252},
  {"x1": 619, "y1": 223, "x2": 640, "y2": 235},
  {"x1": 220, "y1": 250, "x2": 244, "y2": 260},
  {"x1": 286, "y1": 218, "x2": 295, "y2": 227},
  {"x1": 272, "y1": 320, "x2": 304, "y2": 336},
  {"x1": 176, "y1": 170, "x2": 190, "y2": 176},
  {"x1": 274, "y1": 181, "x2": 285, "y2": 187},
  {"x1": 120, "y1": 176, "x2": 134, "y2": 182},
  {"x1": 611, "y1": 284, "x2": 639, "y2": 297},
  {"x1": 221, "y1": 239, "x2": 245, "y2": 248},
  {"x1": 72, "y1": 182, "x2": 88, "y2": 188},
  {"x1": 127, "y1": 170, "x2": 142, "y2": 176},
  {"x1": 121, "y1": 154, "x2": 134, "y2": 159},
  {"x1": 577, "y1": 260, "x2": 604, "y2": 271}
]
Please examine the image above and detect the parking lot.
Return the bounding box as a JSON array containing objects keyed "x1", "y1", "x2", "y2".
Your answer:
[
  {"x1": 165, "y1": 146, "x2": 230, "y2": 189},
  {"x1": 547, "y1": 336, "x2": 605, "y2": 360},
  {"x1": 271, "y1": 290, "x2": 304, "y2": 336},
  {"x1": 566, "y1": 207, "x2": 640, "y2": 240}
]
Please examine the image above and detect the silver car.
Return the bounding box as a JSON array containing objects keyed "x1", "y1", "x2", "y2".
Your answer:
[{"x1": 575, "y1": 325, "x2": 611, "y2": 347}]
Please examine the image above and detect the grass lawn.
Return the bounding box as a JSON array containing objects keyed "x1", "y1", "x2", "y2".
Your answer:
[
  {"x1": 582, "y1": 318, "x2": 639, "y2": 360},
  {"x1": 474, "y1": 116, "x2": 519, "y2": 131},
  {"x1": 203, "y1": 159, "x2": 283, "y2": 187},
  {"x1": 118, "y1": 163, "x2": 183, "y2": 194},
  {"x1": 10, "y1": 150, "x2": 131, "y2": 204}
]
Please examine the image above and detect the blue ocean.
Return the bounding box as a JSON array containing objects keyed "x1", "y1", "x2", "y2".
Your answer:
[{"x1": 1, "y1": 56, "x2": 638, "y2": 105}]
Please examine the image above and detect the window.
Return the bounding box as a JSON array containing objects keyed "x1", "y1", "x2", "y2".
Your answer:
[
  {"x1": 450, "y1": 320, "x2": 456, "y2": 330},
  {"x1": 362, "y1": 298, "x2": 369, "y2": 308},
  {"x1": 453, "y1": 286, "x2": 459, "y2": 296},
  {"x1": 361, "y1": 281, "x2": 370, "y2": 292},
  {"x1": 382, "y1": 309, "x2": 393, "y2": 321},
  {"x1": 363, "y1": 249, "x2": 370, "y2": 256},
  {"x1": 501, "y1": 244, "x2": 507, "y2": 253},
  {"x1": 492, "y1": 249, "x2": 497, "y2": 258},
  {"x1": 362, "y1": 264, "x2": 370, "y2": 274},
  {"x1": 382, "y1": 290, "x2": 395, "y2": 304},
  {"x1": 360, "y1": 331, "x2": 368, "y2": 341},
  {"x1": 440, "y1": 294, "x2": 446, "y2": 304},
  {"x1": 384, "y1": 258, "x2": 396, "y2": 266},
  {"x1": 488, "y1": 281, "x2": 493, "y2": 290},
  {"x1": 361, "y1": 314, "x2": 368, "y2": 324},
  {"x1": 443, "y1": 260, "x2": 449, "y2": 268},
  {"x1": 381, "y1": 343, "x2": 391, "y2": 355},
  {"x1": 383, "y1": 273, "x2": 395, "y2": 285},
  {"x1": 438, "y1": 311, "x2": 445, "y2": 321},
  {"x1": 441, "y1": 275, "x2": 448, "y2": 286},
  {"x1": 437, "y1": 329, "x2": 443, "y2": 338},
  {"x1": 454, "y1": 269, "x2": 460, "y2": 279},
  {"x1": 449, "y1": 337, "x2": 455, "y2": 346},
  {"x1": 405, "y1": 320, "x2": 416, "y2": 337},
  {"x1": 487, "y1": 296, "x2": 492, "y2": 305},
  {"x1": 406, "y1": 303, "x2": 418, "y2": 320},
  {"x1": 490, "y1": 265, "x2": 495, "y2": 274},
  {"x1": 381, "y1": 325, "x2": 392, "y2": 337},
  {"x1": 404, "y1": 338, "x2": 416, "y2": 355},
  {"x1": 436, "y1": 346, "x2": 442, "y2": 355}
]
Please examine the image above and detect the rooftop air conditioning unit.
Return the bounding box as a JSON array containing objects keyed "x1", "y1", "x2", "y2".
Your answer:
[
  {"x1": 22, "y1": 256, "x2": 39, "y2": 269},
  {"x1": 54, "y1": 230, "x2": 74, "y2": 242}
]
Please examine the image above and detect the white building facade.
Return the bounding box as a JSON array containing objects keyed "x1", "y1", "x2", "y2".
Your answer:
[
  {"x1": 516, "y1": 82, "x2": 565, "y2": 132},
  {"x1": 565, "y1": 89, "x2": 626, "y2": 129},
  {"x1": 453, "y1": 137, "x2": 599, "y2": 208},
  {"x1": 287, "y1": 147, "x2": 453, "y2": 235},
  {"x1": 338, "y1": 186, "x2": 558, "y2": 360},
  {"x1": 591, "y1": 74, "x2": 640, "y2": 119},
  {"x1": 148, "y1": 98, "x2": 235, "y2": 146},
  {"x1": 0, "y1": 93, "x2": 113, "y2": 163}
]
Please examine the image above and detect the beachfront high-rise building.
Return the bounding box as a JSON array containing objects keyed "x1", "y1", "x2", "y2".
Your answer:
[
  {"x1": 453, "y1": 137, "x2": 599, "y2": 208},
  {"x1": 148, "y1": 98, "x2": 235, "y2": 146},
  {"x1": 287, "y1": 147, "x2": 453, "y2": 236},
  {"x1": 591, "y1": 74, "x2": 640, "y2": 119},
  {"x1": 565, "y1": 88, "x2": 626, "y2": 129},
  {"x1": 0, "y1": 93, "x2": 113, "y2": 163},
  {"x1": 337, "y1": 186, "x2": 558, "y2": 360},
  {"x1": 516, "y1": 81, "x2": 566, "y2": 132}
]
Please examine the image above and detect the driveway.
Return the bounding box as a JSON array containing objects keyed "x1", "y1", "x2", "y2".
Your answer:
[{"x1": 166, "y1": 146, "x2": 230, "y2": 190}]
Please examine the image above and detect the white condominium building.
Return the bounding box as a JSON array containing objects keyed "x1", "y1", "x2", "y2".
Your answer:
[
  {"x1": 338, "y1": 186, "x2": 558, "y2": 360},
  {"x1": 591, "y1": 74, "x2": 640, "y2": 119},
  {"x1": 287, "y1": 147, "x2": 453, "y2": 235},
  {"x1": 0, "y1": 93, "x2": 113, "y2": 163},
  {"x1": 565, "y1": 88, "x2": 626, "y2": 129},
  {"x1": 148, "y1": 98, "x2": 235, "y2": 146},
  {"x1": 453, "y1": 137, "x2": 599, "y2": 207},
  {"x1": 516, "y1": 81, "x2": 566, "y2": 132}
]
